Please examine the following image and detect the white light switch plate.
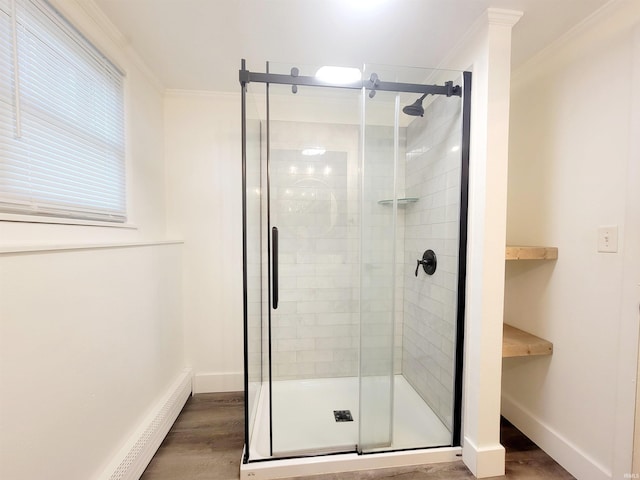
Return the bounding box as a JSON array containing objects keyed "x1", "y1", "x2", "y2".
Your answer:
[{"x1": 598, "y1": 225, "x2": 618, "y2": 253}]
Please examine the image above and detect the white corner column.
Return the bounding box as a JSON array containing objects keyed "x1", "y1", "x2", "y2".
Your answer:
[
  {"x1": 445, "y1": 8, "x2": 522, "y2": 478},
  {"x1": 620, "y1": 21, "x2": 640, "y2": 480}
]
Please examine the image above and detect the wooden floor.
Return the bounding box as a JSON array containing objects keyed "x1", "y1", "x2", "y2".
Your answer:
[{"x1": 140, "y1": 392, "x2": 575, "y2": 480}]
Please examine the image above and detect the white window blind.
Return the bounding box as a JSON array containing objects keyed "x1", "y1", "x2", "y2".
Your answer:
[{"x1": 0, "y1": 0, "x2": 126, "y2": 223}]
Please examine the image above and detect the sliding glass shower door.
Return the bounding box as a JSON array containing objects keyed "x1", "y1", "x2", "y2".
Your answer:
[
  {"x1": 268, "y1": 81, "x2": 362, "y2": 455},
  {"x1": 241, "y1": 60, "x2": 471, "y2": 463}
]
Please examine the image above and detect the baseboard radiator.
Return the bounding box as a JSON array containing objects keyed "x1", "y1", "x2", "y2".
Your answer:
[{"x1": 100, "y1": 368, "x2": 193, "y2": 480}]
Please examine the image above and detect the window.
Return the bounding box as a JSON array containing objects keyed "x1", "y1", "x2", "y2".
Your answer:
[{"x1": 0, "y1": 0, "x2": 126, "y2": 223}]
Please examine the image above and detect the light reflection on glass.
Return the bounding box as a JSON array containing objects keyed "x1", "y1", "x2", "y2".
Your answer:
[{"x1": 301, "y1": 147, "x2": 326, "y2": 156}]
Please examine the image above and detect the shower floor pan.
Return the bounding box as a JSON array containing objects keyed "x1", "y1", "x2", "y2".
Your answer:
[{"x1": 243, "y1": 375, "x2": 459, "y2": 479}]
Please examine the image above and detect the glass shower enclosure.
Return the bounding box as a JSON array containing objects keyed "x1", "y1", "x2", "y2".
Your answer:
[{"x1": 241, "y1": 60, "x2": 471, "y2": 463}]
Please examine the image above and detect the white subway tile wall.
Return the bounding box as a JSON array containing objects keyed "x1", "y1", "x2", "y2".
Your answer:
[
  {"x1": 361, "y1": 125, "x2": 406, "y2": 379},
  {"x1": 270, "y1": 121, "x2": 361, "y2": 380},
  {"x1": 268, "y1": 120, "x2": 405, "y2": 381},
  {"x1": 402, "y1": 95, "x2": 463, "y2": 430}
]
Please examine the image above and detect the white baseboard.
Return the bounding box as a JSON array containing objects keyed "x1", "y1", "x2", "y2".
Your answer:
[
  {"x1": 462, "y1": 436, "x2": 505, "y2": 478},
  {"x1": 193, "y1": 372, "x2": 243, "y2": 393},
  {"x1": 98, "y1": 368, "x2": 193, "y2": 480},
  {"x1": 501, "y1": 393, "x2": 612, "y2": 480}
]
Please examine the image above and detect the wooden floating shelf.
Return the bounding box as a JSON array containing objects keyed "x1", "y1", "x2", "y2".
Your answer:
[
  {"x1": 503, "y1": 324, "x2": 553, "y2": 358},
  {"x1": 506, "y1": 245, "x2": 558, "y2": 261}
]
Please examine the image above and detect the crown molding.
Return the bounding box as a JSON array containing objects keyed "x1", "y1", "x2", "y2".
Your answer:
[
  {"x1": 68, "y1": 0, "x2": 165, "y2": 93},
  {"x1": 72, "y1": 0, "x2": 128, "y2": 49},
  {"x1": 123, "y1": 46, "x2": 166, "y2": 93},
  {"x1": 487, "y1": 8, "x2": 524, "y2": 28},
  {"x1": 513, "y1": 0, "x2": 640, "y2": 83},
  {"x1": 436, "y1": 8, "x2": 523, "y2": 72}
]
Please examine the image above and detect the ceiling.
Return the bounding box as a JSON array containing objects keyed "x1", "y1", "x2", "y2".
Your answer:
[{"x1": 92, "y1": 0, "x2": 611, "y2": 92}]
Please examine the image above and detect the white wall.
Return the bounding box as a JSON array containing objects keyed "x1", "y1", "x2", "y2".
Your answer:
[
  {"x1": 503, "y1": 2, "x2": 640, "y2": 479},
  {"x1": 0, "y1": 244, "x2": 183, "y2": 480},
  {"x1": 0, "y1": 1, "x2": 185, "y2": 479},
  {"x1": 164, "y1": 91, "x2": 244, "y2": 393}
]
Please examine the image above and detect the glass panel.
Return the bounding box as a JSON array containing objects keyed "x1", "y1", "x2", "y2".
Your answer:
[
  {"x1": 268, "y1": 78, "x2": 362, "y2": 456},
  {"x1": 400, "y1": 77, "x2": 464, "y2": 441},
  {"x1": 360, "y1": 64, "x2": 466, "y2": 453},
  {"x1": 358, "y1": 88, "x2": 399, "y2": 451},
  {"x1": 244, "y1": 83, "x2": 270, "y2": 461}
]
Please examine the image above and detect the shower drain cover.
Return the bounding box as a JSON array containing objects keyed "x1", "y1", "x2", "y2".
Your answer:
[{"x1": 333, "y1": 410, "x2": 353, "y2": 422}]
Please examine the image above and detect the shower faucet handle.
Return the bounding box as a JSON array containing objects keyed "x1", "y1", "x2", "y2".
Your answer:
[
  {"x1": 415, "y1": 249, "x2": 437, "y2": 277},
  {"x1": 414, "y1": 259, "x2": 422, "y2": 277}
]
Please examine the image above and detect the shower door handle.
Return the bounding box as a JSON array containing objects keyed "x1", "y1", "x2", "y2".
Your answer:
[{"x1": 272, "y1": 226, "x2": 279, "y2": 309}]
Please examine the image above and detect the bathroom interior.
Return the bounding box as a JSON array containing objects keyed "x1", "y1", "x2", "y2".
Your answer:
[
  {"x1": 242, "y1": 62, "x2": 469, "y2": 463},
  {"x1": 1, "y1": 1, "x2": 639, "y2": 480}
]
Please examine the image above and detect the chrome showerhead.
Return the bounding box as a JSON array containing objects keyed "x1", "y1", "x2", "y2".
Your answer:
[{"x1": 402, "y1": 93, "x2": 428, "y2": 117}]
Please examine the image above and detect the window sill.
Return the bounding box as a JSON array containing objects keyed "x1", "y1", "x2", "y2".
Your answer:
[
  {"x1": 0, "y1": 240, "x2": 184, "y2": 255},
  {"x1": 0, "y1": 213, "x2": 137, "y2": 229}
]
